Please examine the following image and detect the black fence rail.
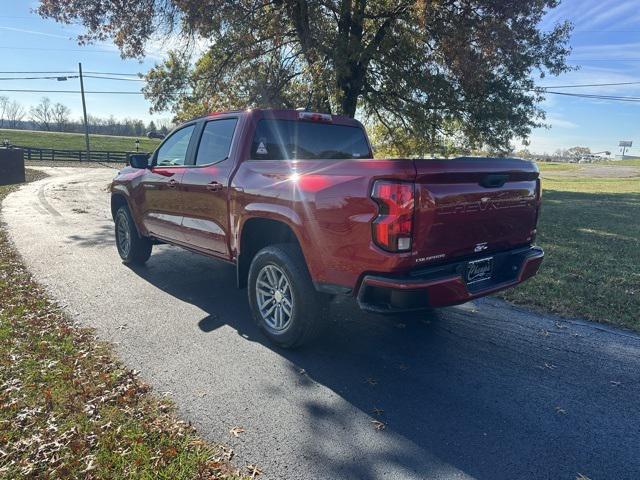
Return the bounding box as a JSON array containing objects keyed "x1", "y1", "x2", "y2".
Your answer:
[{"x1": 11, "y1": 145, "x2": 138, "y2": 164}]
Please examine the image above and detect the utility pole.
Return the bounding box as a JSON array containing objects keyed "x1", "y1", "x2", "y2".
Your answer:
[{"x1": 78, "y1": 62, "x2": 90, "y2": 161}]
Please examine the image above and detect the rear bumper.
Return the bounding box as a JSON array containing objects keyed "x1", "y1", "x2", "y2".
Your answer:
[{"x1": 357, "y1": 246, "x2": 544, "y2": 313}]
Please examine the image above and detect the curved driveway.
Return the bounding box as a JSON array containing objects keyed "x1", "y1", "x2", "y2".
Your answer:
[{"x1": 3, "y1": 167, "x2": 640, "y2": 480}]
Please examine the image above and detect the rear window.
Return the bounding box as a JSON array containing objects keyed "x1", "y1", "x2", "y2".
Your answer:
[{"x1": 251, "y1": 120, "x2": 371, "y2": 160}]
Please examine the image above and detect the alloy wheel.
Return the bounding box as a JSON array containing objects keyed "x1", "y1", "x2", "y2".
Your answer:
[{"x1": 256, "y1": 264, "x2": 293, "y2": 331}]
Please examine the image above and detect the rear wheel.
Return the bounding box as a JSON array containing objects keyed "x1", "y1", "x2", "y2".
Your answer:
[
  {"x1": 248, "y1": 244, "x2": 327, "y2": 348},
  {"x1": 115, "y1": 205, "x2": 152, "y2": 265}
]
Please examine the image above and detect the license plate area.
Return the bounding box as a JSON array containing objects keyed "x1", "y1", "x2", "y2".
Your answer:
[{"x1": 466, "y1": 257, "x2": 493, "y2": 284}]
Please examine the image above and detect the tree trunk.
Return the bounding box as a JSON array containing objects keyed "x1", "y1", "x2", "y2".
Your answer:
[{"x1": 337, "y1": 62, "x2": 365, "y2": 118}]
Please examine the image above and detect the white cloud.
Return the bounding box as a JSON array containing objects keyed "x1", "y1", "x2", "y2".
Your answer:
[
  {"x1": 546, "y1": 115, "x2": 578, "y2": 129},
  {"x1": 0, "y1": 26, "x2": 71, "y2": 39},
  {"x1": 576, "y1": 0, "x2": 638, "y2": 30}
]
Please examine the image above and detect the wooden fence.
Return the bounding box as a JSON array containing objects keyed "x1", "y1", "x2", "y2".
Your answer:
[{"x1": 12, "y1": 145, "x2": 137, "y2": 164}]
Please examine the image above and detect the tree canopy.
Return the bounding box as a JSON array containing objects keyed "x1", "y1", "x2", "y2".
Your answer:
[{"x1": 38, "y1": 0, "x2": 573, "y2": 152}]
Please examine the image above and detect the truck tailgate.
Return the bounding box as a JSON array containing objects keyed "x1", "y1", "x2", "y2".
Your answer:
[{"x1": 411, "y1": 157, "x2": 540, "y2": 264}]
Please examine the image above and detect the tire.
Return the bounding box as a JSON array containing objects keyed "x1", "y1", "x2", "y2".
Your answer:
[
  {"x1": 248, "y1": 243, "x2": 328, "y2": 348},
  {"x1": 114, "y1": 205, "x2": 152, "y2": 265}
]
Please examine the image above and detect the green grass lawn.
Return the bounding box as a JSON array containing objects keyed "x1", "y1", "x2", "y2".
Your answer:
[
  {"x1": 0, "y1": 171, "x2": 248, "y2": 479},
  {"x1": 499, "y1": 173, "x2": 640, "y2": 331},
  {"x1": 604, "y1": 158, "x2": 640, "y2": 167},
  {"x1": 0, "y1": 128, "x2": 161, "y2": 152},
  {"x1": 536, "y1": 161, "x2": 581, "y2": 172}
]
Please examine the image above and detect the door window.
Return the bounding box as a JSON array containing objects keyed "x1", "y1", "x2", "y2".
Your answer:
[
  {"x1": 155, "y1": 124, "x2": 195, "y2": 166},
  {"x1": 195, "y1": 118, "x2": 238, "y2": 166}
]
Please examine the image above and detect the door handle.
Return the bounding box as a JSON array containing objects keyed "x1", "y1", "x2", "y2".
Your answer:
[
  {"x1": 206, "y1": 182, "x2": 223, "y2": 192},
  {"x1": 167, "y1": 179, "x2": 178, "y2": 189}
]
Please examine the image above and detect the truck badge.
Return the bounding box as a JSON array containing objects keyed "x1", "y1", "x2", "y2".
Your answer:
[{"x1": 474, "y1": 242, "x2": 488, "y2": 252}]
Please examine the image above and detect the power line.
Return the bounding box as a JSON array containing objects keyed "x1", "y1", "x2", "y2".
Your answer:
[
  {"x1": 544, "y1": 91, "x2": 640, "y2": 102},
  {"x1": 0, "y1": 74, "x2": 143, "y2": 82},
  {"x1": 84, "y1": 71, "x2": 143, "y2": 76},
  {"x1": 0, "y1": 75, "x2": 144, "y2": 82},
  {"x1": 535, "y1": 81, "x2": 640, "y2": 89},
  {"x1": 0, "y1": 88, "x2": 146, "y2": 94},
  {"x1": 0, "y1": 70, "x2": 142, "y2": 76},
  {"x1": 0, "y1": 70, "x2": 76, "y2": 74},
  {"x1": 84, "y1": 75, "x2": 145, "y2": 81},
  {"x1": 0, "y1": 75, "x2": 79, "y2": 81}
]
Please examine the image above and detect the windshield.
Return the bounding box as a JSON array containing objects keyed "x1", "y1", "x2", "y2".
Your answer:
[{"x1": 251, "y1": 119, "x2": 371, "y2": 160}]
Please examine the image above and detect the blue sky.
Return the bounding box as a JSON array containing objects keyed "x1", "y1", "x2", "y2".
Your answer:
[
  {"x1": 0, "y1": 1, "x2": 172, "y2": 127},
  {"x1": 1, "y1": 0, "x2": 639, "y2": 155}
]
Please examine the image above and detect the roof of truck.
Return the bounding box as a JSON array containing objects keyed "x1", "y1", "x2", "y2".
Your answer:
[{"x1": 199, "y1": 108, "x2": 363, "y2": 127}]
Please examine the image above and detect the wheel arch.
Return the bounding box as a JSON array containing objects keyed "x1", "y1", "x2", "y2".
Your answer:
[
  {"x1": 237, "y1": 216, "x2": 305, "y2": 289},
  {"x1": 110, "y1": 191, "x2": 147, "y2": 237},
  {"x1": 110, "y1": 192, "x2": 129, "y2": 220}
]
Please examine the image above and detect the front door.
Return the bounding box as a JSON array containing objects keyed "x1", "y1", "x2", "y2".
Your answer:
[
  {"x1": 180, "y1": 118, "x2": 238, "y2": 257},
  {"x1": 140, "y1": 123, "x2": 196, "y2": 242}
]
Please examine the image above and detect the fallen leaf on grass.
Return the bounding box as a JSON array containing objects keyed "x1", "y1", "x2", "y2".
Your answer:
[
  {"x1": 229, "y1": 427, "x2": 245, "y2": 438},
  {"x1": 371, "y1": 420, "x2": 386, "y2": 431},
  {"x1": 82, "y1": 455, "x2": 97, "y2": 473}
]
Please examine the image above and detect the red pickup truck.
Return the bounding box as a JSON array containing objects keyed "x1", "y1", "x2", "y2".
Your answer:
[{"x1": 110, "y1": 109, "x2": 543, "y2": 347}]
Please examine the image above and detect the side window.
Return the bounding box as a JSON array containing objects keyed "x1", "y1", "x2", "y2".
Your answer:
[
  {"x1": 155, "y1": 124, "x2": 195, "y2": 167},
  {"x1": 195, "y1": 118, "x2": 238, "y2": 166}
]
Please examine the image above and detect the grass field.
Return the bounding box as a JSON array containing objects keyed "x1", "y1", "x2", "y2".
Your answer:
[
  {"x1": 604, "y1": 158, "x2": 640, "y2": 167},
  {"x1": 499, "y1": 165, "x2": 640, "y2": 331},
  {"x1": 535, "y1": 161, "x2": 580, "y2": 172},
  {"x1": 0, "y1": 128, "x2": 161, "y2": 152},
  {"x1": 0, "y1": 171, "x2": 248, "y2": 479}
]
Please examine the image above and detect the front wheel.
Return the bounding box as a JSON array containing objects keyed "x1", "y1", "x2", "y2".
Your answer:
[
  {"x1": 115, "y1": 205, "x2": 152, "y2": 265},
  {"x1": 248, "y1": 244, "x2": 327, "y2": 348}
]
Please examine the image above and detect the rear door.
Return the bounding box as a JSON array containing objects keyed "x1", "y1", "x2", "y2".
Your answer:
[
  {"x1": 180, "y1": 117, "x2": 239, "y2": 257},
  {"x1": 411, "y1": 157, "x2": 540, "y2": 264},
  {"x1": 139, "y1": 123, "x2": 196, "y2": 242}
]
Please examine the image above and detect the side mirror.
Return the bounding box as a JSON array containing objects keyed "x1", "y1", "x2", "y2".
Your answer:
[
  {"x1": 128, "y1": 153, "x2": 150, "y2": 169},
  {"x1": 147, "y1": 131, "x2": 165, "y2": 140}
]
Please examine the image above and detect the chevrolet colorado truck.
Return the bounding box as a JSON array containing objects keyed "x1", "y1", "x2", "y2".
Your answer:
[{"x1": 110, "y1": 109, "x2": 543, "y2": 347}]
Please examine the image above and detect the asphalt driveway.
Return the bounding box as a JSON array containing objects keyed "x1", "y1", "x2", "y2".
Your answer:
[{"x1": 3, "y1": 167, "x2": 639, "y2": 480}]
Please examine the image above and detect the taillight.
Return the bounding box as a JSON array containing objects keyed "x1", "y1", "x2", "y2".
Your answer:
[{"x1": 371, "y1": 180, "x2": 415, "y2": 252}]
